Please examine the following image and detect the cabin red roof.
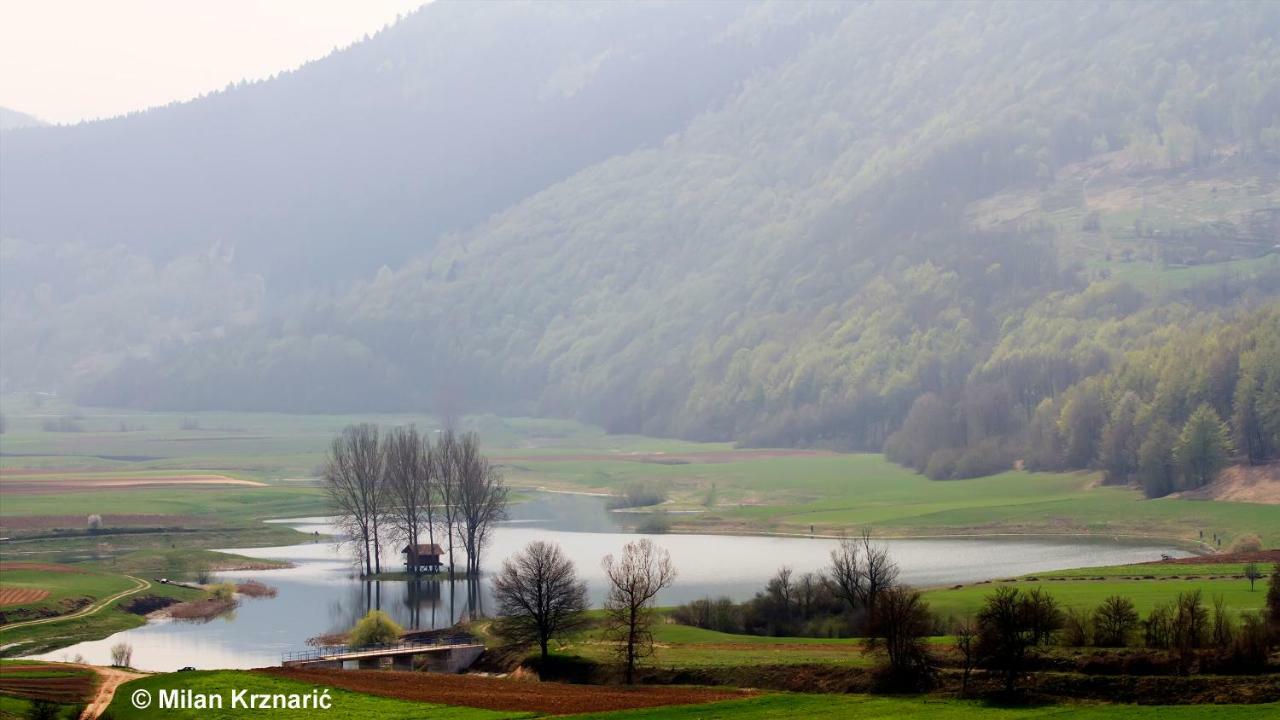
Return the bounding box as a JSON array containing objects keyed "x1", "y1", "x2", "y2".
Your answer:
[{"x1": 402, "y1": 543, "x2": 444, "y2": 555}]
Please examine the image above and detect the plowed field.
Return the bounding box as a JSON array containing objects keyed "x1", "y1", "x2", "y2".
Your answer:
[
  {"x1": 0, "y1": 588, "x2": 50, "y2": 606},
  {"x1": 260, "y1": 668, "x2": 749, "y2": 714},
  {"x1": 0, "y1": 664, "x2": 96, "y2": 703}
]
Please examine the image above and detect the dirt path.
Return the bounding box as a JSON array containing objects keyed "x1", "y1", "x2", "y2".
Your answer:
[
  {"x1": 0, "y1": 576, "x2": 150, "y2": 632},
  {"x1": 78, "y1": 665, "x2": 144, "y2": 720}
]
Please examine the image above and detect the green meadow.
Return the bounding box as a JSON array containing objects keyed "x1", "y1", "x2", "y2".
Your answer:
[
  {"x1": 567, "y1": 695, "x2": 1280, "y2": 720},
  {"x1": 105, "y1": 672, "x2": 529, "y2": 720}
]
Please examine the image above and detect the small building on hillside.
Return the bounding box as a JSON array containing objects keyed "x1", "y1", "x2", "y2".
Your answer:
[{"x1": 402, "y1": 543, "x2": 444, "y2": 573}]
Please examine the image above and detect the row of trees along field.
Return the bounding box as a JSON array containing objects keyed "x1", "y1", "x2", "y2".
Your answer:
[
  {"x1": 671, "y1": 537, "x2": 1280, "y2": 692},
  {"x1": 323, "y1": 424, "x2": 507, "y2": 577},
  {"x1": 885, "y1": 302, "x2": 1280, "y2": 493}
]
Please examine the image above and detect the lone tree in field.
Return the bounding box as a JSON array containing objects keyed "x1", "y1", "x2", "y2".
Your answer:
[
  {"x1": 1244, "y1": 562, "x2": 1262, "y2": 591},
  {"x1": 384, "y1": 425, "x2": 437, "y2": 572},
  {"x1": 324, "y1": 424, "x2": 388, "y2": 576},
  {"x1": 602, "y1": 538, "x2": 677, "y2": 684},
  {"x1": 828, "y1": 528, "x2": 899, "y2": 629},
  {"x1": 492, "y1": 541, "x2": 589, "y2": 662}
]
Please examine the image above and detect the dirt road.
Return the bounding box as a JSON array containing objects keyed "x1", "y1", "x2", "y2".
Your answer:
[
  {"x1": 0, "y1": 576, "x2": 150, "y2": 632},
  {"x1": 78, "y1": 665, "x2": 145, "y2": 720}
]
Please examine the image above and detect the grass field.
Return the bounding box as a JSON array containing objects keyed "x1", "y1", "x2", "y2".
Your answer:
[
  {"x1": 2, "y1": 402, "x2": 1276, "y2": 548},
  {"x1": 100, "y1": 673, "x2": 1280, "y2": 720},
  {"x1": 0, "y1": 569, "x2": 204, "y2": 657},
  {"x1": 568, "y1": 695, "x2": 1280, "y2": 719},
  {"x1": 105, "y1": 671, "x2": 529, "y2": 720}
]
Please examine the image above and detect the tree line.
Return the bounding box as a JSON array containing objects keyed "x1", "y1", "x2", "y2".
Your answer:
[
  {"x1": 323, "y1": 424, "x2": 507, "y2": 577},
  {"x1": 670, "y1": 536, "x2": 1280, "y2": 692},
  {"x1": 887, "y1": 303, "x2": 1280, "y2": 495}
]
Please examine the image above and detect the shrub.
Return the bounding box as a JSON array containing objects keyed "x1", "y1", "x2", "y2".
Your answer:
[
  {"x1": 109, "y1": 642, "x2": 133, "y2": 667},
  {"x1": 1144, "y1": 603, "x2": 1173, "y2": 648},
  {"x1": 609, "y1": 480, "x2": 668, "y2": 509},
  {"x1": 86, "y1": 514, "x2": 103, "y2": 532},
  {"x1": 1094, "y1": 595, "x2": 1138, "y2": 647},
  {"x1": 1228, "y1": 612, "x2": 1270, "y2": 671},
  {"x1": 635, "y1": 510, "x2": 671, "y2": 534},
  {"x1": 673, "y1": 596, "x2": 742, "y2": 633},
  {"x1": 208, "y1": 583, "x2": 237, "y2": 601},
  {"x1": 349, "y1": 609, "x2": 402, "y2": 647},
  {"x1": 1061, "y1": 607, "x2": 1091, "y2": 646},
  {"x1": 1230, "y1": 534, "x2": 1263, "y2": 554}
]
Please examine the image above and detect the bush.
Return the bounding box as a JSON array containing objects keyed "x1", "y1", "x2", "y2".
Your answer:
[
  {"x1": 609, "y1": 480, "x2": 668, "y2": 509},
  {"x1": 349, "y1": 609, "x2": 402, "y2": 647},
  {"x1": 109, "y1": 642, "x2": 133, "y2": 667},
  {"x1": 208, "y1": 583, "x2": 237, "y2": 601},
  {"x1": 86, "y1": 514, "x2": 103, "y2": 532},
  {"x1": 635, "y1": 510, "x2": 671, "y2": 534},
  {"x1": 1062, "y1": 607, "x2": 1091, "y2": 646},
  {"x1": 1229, "y1": 533, "x2": 1262, "y2": 553},
  {"x1": 673, "y1": 596, "x2": 742, "y2": 633}
]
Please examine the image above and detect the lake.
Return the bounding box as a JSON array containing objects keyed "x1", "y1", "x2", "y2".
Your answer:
[{"x1": 32, "y1": 493, "x2": 1191, "y2": 670}]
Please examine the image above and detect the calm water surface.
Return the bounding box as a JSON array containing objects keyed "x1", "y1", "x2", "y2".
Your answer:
[{"x1": 33, "y1": 494, "x2": 1190, "y2": 670}]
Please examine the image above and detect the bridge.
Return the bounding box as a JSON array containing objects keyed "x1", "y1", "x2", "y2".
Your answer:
[{"x1": 281, "y1": 634, "x2": 484, "y2": 672}]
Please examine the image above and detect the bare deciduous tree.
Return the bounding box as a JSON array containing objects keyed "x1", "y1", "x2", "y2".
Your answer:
[
  {"x1": 827, "y1": 529, "x2": 899, "y2": 628},
  {"x1": 323, "y1": 424, "x2": 387, "y2": 576},
  {"x1": 110, "y1": 642, "x2": 133, "y2": 667},
  {"x1": 492, "y1": 541, "x2": 589, "y2": 662},
  {"x1": 602, "y1": 538, "x2": 676, "y2": 684},
  {"x1": 453, "y1": 431, "x2": 508, "y2": 577},
  {"x1": 384, "y1": 425, "x2": 437, "y2": 573},
  {"x1": 953, "y1": 615, "x2": 978, "y2": 695},
  {"x1": 434, "y1": 428, "x2": 461, "y2": 575},
  {"x1": 866, "y1": 585, "x2": 934, "y2": 689}
]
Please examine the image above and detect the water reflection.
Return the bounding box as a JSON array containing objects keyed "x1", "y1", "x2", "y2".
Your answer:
[{"x1": 33, "y1": 493, "x2": 1191, "y2": 671}]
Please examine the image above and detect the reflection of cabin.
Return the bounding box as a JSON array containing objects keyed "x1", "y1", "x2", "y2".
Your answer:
[{"x1": 402, "y1": 543, "x2": 444, "y2": 573}]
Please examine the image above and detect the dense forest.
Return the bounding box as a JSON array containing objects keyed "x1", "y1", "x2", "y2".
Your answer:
[{"x1": 3, "y1": 2, "x2": 1279, "y2": 488}]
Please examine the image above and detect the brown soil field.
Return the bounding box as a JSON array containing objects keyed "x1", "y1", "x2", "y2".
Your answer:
[
  {"x1": 0, "y1": 665, "x2": 96, "y2": 704},
  {"x1": 0, "y1": 473, "x2": 264, "y2": 495},
  {"x1": 0, "y1": 588, "x2": 50, "y2": 606},
  {"x1": 0, "y1": 514, "x2": 207, "y2": 531},
  {"x1": 260, "y1": 668, "x2": 749, "y2": 714},
  {"x1": 0, "y1": 562, "x2": 86, "y2": 574}
]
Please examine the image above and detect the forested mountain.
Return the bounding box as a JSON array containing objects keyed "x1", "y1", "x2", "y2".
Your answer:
[
  {"x1": 4, "y1": 1, "x2": 1280, "y2": 488},
  {"x1": 0, "y1": 1, "x2": 837, "y2": 285},
  {"x1": 0, "y1": 107, "x2": 48, "y2": 130}
]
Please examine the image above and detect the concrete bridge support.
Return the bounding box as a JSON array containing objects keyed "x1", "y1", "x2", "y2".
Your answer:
[{"x1": 420, "y1": 646, "x2": 484, "y2": 673}]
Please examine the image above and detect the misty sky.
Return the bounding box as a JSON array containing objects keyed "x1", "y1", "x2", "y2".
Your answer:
[{"x1": 0, "y1": 0, "x2": 427, "y2": 125}]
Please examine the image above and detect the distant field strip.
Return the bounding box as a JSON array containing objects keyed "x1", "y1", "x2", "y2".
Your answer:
[
  {"x1": 0, "y1": 471, "x2": 265, "y2": 494},
  {"x1": 0, "y1": 588, "x2": 49, "y2": 606}
]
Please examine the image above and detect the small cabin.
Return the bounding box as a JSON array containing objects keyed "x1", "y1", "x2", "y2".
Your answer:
[{"x1": 402, "y1": 543, "x2": 444, "y2": 573}]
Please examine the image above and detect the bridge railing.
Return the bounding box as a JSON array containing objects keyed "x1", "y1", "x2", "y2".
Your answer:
[{"x1": 281, "y1": 634, "x2": 477, "y2": 663}]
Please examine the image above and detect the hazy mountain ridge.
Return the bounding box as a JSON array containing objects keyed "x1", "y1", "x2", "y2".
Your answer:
[
  {"x1": 5, "y1": 2, "x2": 1280, "y2": 478},
  {"x1": 0, "y1": 0, "x2": 838, "y2": 285}
]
